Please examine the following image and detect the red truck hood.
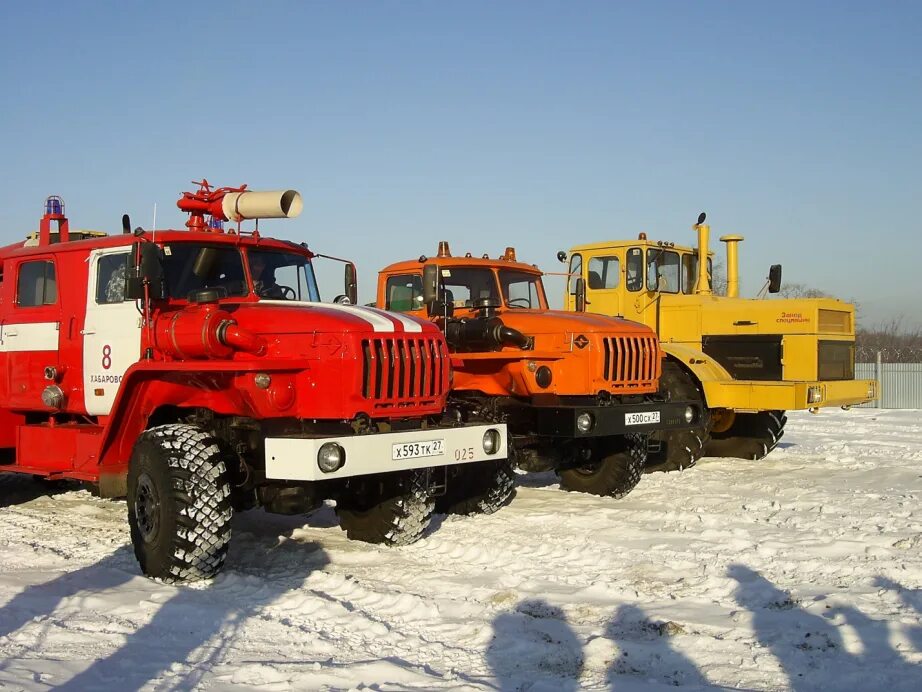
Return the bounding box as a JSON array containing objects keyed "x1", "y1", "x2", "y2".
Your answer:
[{"x1": 230, "y1": 301, "x2": 438, "y2": 337}]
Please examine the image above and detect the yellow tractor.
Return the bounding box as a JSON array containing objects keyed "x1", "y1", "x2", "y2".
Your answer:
[{"x1": 560, "y1": 213, "x2": 877, "y2": 471}]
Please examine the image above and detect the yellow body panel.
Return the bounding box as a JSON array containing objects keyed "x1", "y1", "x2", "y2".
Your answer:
[{"x1": 565, "y1": 234, "x2": 876, "y2": 412}]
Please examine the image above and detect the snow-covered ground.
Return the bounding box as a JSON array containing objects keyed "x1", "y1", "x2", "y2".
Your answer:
[{"x1": 1, "y1": 409, "x2": 920, "y2": 691}]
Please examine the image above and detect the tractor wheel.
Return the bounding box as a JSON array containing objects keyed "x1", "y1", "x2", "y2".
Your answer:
[
  {"x1": 336, "y1": 468, "x2": 434, "y2": 546},
  {"x1": 646, "y1": 361, "x2": 710, "y2": 473},
  {"x1": 557, "y1": 434, "x2": 646, "y2": 498},
  {"x1": 436, "y1": 459, "x2": 517, "y2": 516},
  {"x1": 128, "y1": 424, "x2": 233, "y2": 583},
  {"x1": 704, "y1": 410, "x2": 787, "y2": 460}
]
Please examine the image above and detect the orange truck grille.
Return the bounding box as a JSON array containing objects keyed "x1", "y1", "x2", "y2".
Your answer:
[
  {"x1": 361, "y1": 337, "x2": 448, "y2": 408},
  {"x1": 601, "y1": 336, "x2": 659, "y2": 386}
]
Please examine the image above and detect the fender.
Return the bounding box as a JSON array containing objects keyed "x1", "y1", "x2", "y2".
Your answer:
[
  {"x1": 93, "y1": 358, "x2": 313, "y2": 497},
  {"x1": 660, "y1": 343, "x2": 733, "y2": 408}
]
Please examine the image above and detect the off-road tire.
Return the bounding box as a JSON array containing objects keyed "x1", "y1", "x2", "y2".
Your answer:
[
  {"x1": 436, "y1": 459, "x2": 517, "y2": 516},
  {"x1": 557, "y1": 434, "x2": 646, "y2": 498},
  {"x1": 128, "y1": 424, "x2": 233, "y2": 583},
  {"x1": 646, "y1": 361, "x2": 710, "y2": 473},
  {"x1": 704, "y1": 410, "x2": 787, "y2": 460},
  {"x1": 336, "y1": 468, "x2": 435, "y2": 546}
]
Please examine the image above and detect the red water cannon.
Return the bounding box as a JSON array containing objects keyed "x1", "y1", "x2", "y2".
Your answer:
[{"x1": 177, "y1": 179, "x2": 303, "y2": 232}]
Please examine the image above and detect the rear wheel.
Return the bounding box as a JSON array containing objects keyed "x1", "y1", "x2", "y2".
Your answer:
[
  {"x1": 704, "y1": 410, "x2": 787, "y2": 460},
  {"x1": 128, "y1": 424, "x2": 233, "y2": 583},
  {"x1": 646, "y1": 361, "x2": 709, "y2": 473},
  {"x1": 557, "y1": 434, "x2": 646, "y2": 498},
  {"x1": 336, "y1": 468, "x2": 434, "y2": 546},
  {"x1": 436, "y1": 459, "x2": 517, "y2": 516}
]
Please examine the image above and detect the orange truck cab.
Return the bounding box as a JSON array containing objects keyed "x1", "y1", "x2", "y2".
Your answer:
[{"x1": 377, "y1": 243, "x2": 705, "y2": 499}]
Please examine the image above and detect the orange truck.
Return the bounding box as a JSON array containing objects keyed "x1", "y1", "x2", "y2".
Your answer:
[{"x1": 376, "y1": 242, "x2": 705, "y2": 503}]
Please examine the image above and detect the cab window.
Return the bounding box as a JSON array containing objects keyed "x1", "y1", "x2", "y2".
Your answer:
[
  {"x1": 587, "y1": 256, "x2": 620, "y2": 290},
  {"x1": 626, "y1": 248, "x2": 643, "y2": 292},
  {"x1": 247, "y1": 249, "x2": 319, "y2": 301},
  {"x1": 440, "y1": 267, "x2": 496, "y2": 308},
  {"x1": 17, "y1": 260, "x2": 57, "y2": 307},
  {"x1": 96, "y1": 252, "x2": 132, "y2": 304},
  {"x1": 681, "y1": 253, "x2": 697, "y2": 294},
  {"x1": 646, "y1": 249, "x2": 679, "y2": 293},
  {"x1": 162, "y1": 245, "x2": 247, "y2": 300},
  {"x1": 499, "y1": 269, "x2": 544, "y2": 309},
  {"x1": 386, "y1": 274, "x2": 424, "y2": 311},
  {"x1": 568, "y1": 254, "x2": 582, "y2": 295}
]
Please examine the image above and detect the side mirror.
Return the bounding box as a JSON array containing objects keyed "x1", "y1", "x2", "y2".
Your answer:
[
  {"x1": 556, "y1": 250, "x2": 567, "y2": 263},
  {"x1": 768, "y1": 264, "x2": 782, "y2": 294},
  {"x1": 575, "y1": 277, "x2": 587, "y2": 312},
  {"x1": 344, "y1": 262, "x2": 357, "y2": 305},
  {"x1": 422, "y1": 263, "x2": 439, "y2": 314},
  {"x1": 126, "y1": 241, "x2": 164, "y2": 300}
]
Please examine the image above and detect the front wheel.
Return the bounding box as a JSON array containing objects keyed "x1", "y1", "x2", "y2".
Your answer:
[
  {"x1": 646, "y1": 361, "x2": 709, "y2": 473},
  {"x1": 704, "y1": 410, "x2": 787, "y2": 460},
  {"x1": 128, "y1": 424, "x2": 233, "y2": 583},
  {"x1": 557, "y1": 434, "x2": 646, "y2": 498},
  {"x1": 436, "y1": 459, "x2": 517, "y2": 516},
  {"x1": 336, "y1": 468, "x2": 435, "y2": 546}
]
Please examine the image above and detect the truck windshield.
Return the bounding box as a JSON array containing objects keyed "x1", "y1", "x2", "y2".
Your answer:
[
  {"x1": 162, "y1": 244, "x2": 248, "y2": 300},
  {"x1": 439, "y1": 267, "x2": 500, "y2": 309},
  {"x1": 498, "y1": 269, "x2": 545, "y2": 309},
  {"x1": 438, "y1": 267, "x2": 545, "y2": 310},
  {"x1": 247, "y1": 249, "x2": 320, "y2": 302}
]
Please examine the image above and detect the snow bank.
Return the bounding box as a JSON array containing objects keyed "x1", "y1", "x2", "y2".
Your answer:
[{"x1": 0, "y1": 409, "x2": 920, "y2": 690}]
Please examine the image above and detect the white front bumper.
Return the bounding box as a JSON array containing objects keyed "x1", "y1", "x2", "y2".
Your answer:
[{"x1": 264, "y1": 423, "x2": 508, "y2": 481}]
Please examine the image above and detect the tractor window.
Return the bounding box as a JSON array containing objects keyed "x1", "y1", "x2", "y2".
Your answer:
[
  {"x1": 17, "y1": 260, "x2": 57, "y2": 307},
  {"x1": 440, "y1": 267, "x2": 497, "y2": 308},
  {"x1": 96, "y1": 252, "x2": 132, "y2": 304},
  {"x1": 626, "y1": 248, "x2": 643, "y2": 292},
  {"x1": 248, "y1": 249, "x2": 320, "y2": 302},
  {"x1": 568, "y1": 254, "x2": 582, "y2": 295},
  {"x1": 681, "y1": 253, "x2": 698, "y2": 294},
  {"x1": 587, "y1": 256, "x2": 620, "y2": 290},
  {"x1": 386, "y1": 274, "x2": 424, "y2": 312},
  {"x1": 499, "y1": 269, "x2": 545, "y2": 309},
  {"x1": 646, "y1": 249, "x2": 679, "y2": 293},
  {"x1": 162, "y1": 244, "x2": 247, "y2": 300}
]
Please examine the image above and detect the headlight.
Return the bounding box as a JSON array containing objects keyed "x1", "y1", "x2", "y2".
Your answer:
[
  {"x1": 576, "y1": 412, "x2": 594, "y2": 433},
  {"x1": 254, "y1": 373, "x2": 271, "y2": 389},
  {"x1": 317, "y1": 442, "x2": 346, "y2": 473},
  {"x1": 684, "y1": 406, "x2": 695, "y2": 423},
  {"x1": 482, "y1": 429, "x2": 501, "y2": 455},
  {"x1": 535, "y1": 366, "x2": 553, "y2": 389},
  {"x1": 807, "y1": 386, "x2": 824, "y2": 404}
]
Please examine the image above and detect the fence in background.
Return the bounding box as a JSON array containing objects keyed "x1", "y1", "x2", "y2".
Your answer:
[{"x1": 856, "y1": 348, "x2": 922, "y2": 409}]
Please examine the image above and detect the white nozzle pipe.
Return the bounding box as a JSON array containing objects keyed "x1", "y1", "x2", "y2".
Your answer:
[{"x1": 222, "y1": 190, "x2": 303, "y2": 221}]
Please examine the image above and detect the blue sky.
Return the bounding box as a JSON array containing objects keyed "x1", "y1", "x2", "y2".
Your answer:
[{"x1": 1, "y1": 2, "x2": 919, "y2": 325}]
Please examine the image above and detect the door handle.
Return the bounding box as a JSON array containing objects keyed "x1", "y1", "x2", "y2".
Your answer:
[
  {"x1": 80, "y1": 329, "x2": 96, "y2": 335},
  {"x1": 4, "y1": 330, "x2": 17, "y2": 337}
]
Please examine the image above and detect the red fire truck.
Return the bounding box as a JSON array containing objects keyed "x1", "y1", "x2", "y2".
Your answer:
[{"x1": 0, "y1": 181, "x2": 508, "y2": 582}]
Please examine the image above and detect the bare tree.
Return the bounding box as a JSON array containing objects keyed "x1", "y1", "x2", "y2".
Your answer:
[
  {"x1": 710, "y1": 259, "x2": 727, "y2": 297},
  {"x1": 856, "y1": 317, "x2": 922, "y2": 362},
  {"x1": 775, "y1": 282, "x2": 830, "y2": 299}
]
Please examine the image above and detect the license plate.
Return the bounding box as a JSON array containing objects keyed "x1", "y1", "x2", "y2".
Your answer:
[
  {"x1": 392, "y1": 439, "x2": 445, "y2": 461},
  {"x1": 625, "y1": 411, "x2": 661, "y2": 426}
]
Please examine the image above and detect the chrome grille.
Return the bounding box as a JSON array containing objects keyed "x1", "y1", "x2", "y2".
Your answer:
[
  {"x1": 601, "y1": 336, "x2": 659, "y2": 385},
  {"x1": 361, "y1": 336, "x2": 448, "y2": 407}
]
